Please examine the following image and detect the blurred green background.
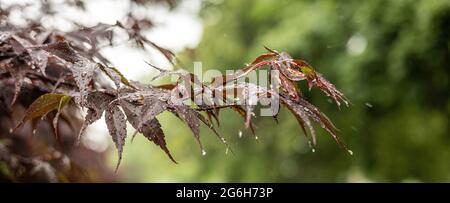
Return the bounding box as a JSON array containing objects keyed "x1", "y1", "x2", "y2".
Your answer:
[{"x1": 111, "y1": 0, "x2": 450, "y2": 182}]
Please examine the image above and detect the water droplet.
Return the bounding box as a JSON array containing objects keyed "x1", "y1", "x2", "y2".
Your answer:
[
  {"x1": 312, "y1": 148, "x2": 316, "y2": 153},
  {"x1": 202, "y1": 150, "x2": 207, "y2": 156},
  {"x1": 348, "y1": 150, "x2": 353, "y2": 155},
  {"x1": 365, "y1": 103, "x2": 373, "y2": 108},
  {"x1": 255, "y1": 136, "x2": 259, "y2": 140},
  {"x1": 225, "y1": 148, "x2": 229, "y2": 155},
  {"x1": 32, "y1": 129, "x2": 37, "y2": 136},
  {"x1": 238, "y1": 130, "x2": 242, "y2": 138},
  {"x1": 9, "y1": 128, "x2": 13, "y2": 133}
]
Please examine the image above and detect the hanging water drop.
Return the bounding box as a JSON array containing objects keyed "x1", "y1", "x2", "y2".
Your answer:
[
  {"x1": 225, "y1": 147, "x2": 229, "y2": 155},
  {"x1": 202, "y1": 150, "x2": 207, "y2": 156},
  {"x1": 238, "y1": 130, "x2": 242, "y2": 138},
  {"x1": 221, "y1": 137, "x2": 227, "y2": 143},
  {"x1": 32, "y1": 129, "x2": 37, "y2": 136},
  {"x1": 9, "y1": 128, "x2": 13, "y2": 133},
  {"x1": 348, "y1": 150, "x2": 353, "y2": 155},
  {"x1": 255, "y1": 136, "x2": 259, "y2": 140},
  {"x1": 312, "y1": 148, "x2": 316, "y2": 153}
]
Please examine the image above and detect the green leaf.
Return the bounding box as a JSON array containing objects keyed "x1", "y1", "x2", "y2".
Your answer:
[
  {"x1": 14, "y1": 93, "x2": 71, "y2": 132},
  {"x1": 52, "y1": 95, "x2": 72, "y2": 139}
]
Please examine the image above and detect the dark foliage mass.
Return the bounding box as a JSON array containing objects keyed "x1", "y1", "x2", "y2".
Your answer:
[{"x1": 0, "y1": 0, "x2": 350, "y2": 181}]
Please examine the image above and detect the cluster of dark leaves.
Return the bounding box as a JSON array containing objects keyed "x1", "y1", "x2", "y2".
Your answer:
[
  {"x1": 222, "y1": 47, "x2": 351, "y2": 149},
  {"x1": 1, "y1": 0, "x2": 351, "y2": 175},
  {"x1": 0, "y1": 0, "x2": 178, "y2": 181}
]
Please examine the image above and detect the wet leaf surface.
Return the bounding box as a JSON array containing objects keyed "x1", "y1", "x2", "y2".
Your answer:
[{"x1": 3, "y1": 13, "x2": 351, "y2": 169}]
